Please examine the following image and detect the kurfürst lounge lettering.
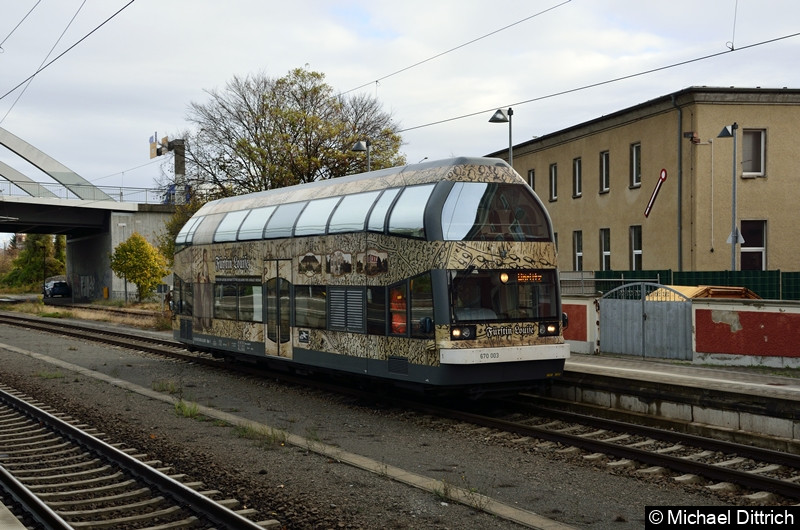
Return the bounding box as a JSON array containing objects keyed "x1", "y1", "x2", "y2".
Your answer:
[
  {"x1": 485, "y1": 324, "x2": 538, "y2": 339},
  {"x1": 215, "y1": 255, "x2": 252, "y2": 272}
]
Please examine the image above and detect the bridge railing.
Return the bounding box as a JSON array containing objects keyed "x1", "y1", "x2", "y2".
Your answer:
[{"x1": 0, "y1": 180, "x2": 168, "y2": 204}]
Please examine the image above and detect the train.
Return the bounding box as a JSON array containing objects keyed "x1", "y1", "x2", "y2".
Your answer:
[{"x1": 171, "y1": 157, "x2": 569, "y2": 393}]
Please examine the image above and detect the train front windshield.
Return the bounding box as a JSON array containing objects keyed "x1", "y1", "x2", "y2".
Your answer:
[
  {"x1": 441, "y1": 182, "x2": 550, "y2": 242},
  {"x1": 450, "y1": 270, "x2": 559, "y2": 323}
]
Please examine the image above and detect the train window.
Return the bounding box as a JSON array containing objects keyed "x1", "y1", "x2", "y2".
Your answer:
[
  {"x1": 366, "y1": 286, "x2": 386, "y2": 335},
  {"x1": 367, "y1": 188, "x2": 400, "y2": 232},
  {"x1": 238, "y1": 206, "x2": 276, "y2": 240},
  {"x1": 328, "y1": 286, "x2": 365, "y2": 333},
  {"x1": 264, "y1": 202, "x2": 307, "y2": 239},
  {"x1": 441, "y1": 182, "x2": 487, "y2": 240},
  {"x1": 409, "y1": 273, "x2": 434, "y2": 338},
  {"x1": 441, "y1": 183, "x2": 550, "y2": 242},
  {"x1": 294, "y1": 197, "x2": 341, "y2": 236},
  {"x1": 388, "y1": 282, "x2": 407, "y2": 336},
  {"x1": 388, "y1": 184, "x2": 435, "y2": 239},
  {"x1": 214, "y1": 210, "x2": 249, "y2": 242},
  {"x1": 295, "y1": 285, "x2": 326, "y2": 329},
  {"x1": 174, "y1": 275, "x2": 192, "y2": 316},
  {"x1": 450, "y1": 269, "x2": 559, "y2": 322},
  {"x1": 176, "y1": 215, "x2": 204, "y2": 246},
  {"x1": 214, "y1": 283, "x2": 238, "y2": 320},
  {"x1": 192, "y1": 213, "x2": 225, "y2": 245},
  {"x1": 238, "y1": 283, "x2": 262, "y2": 322},
  {"x1": 328, "y1": 190, "x2": 382, "y2": 234}
]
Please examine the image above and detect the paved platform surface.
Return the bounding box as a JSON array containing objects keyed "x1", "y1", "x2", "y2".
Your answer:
[{"x1": 566, "y1": 353, "x2": 800, "y2": 402}]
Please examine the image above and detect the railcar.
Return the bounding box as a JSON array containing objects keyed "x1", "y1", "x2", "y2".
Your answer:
[{"x1": 171, "y1": 157, "x2": 569, "y2": 393}]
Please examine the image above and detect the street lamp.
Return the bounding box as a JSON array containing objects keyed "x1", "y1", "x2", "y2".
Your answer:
[
  {"x1": 717, "y1": 122, "x2": 742, "y2": 271},
  {"x1": 489, "y1": 107, "x2": 513, "y2": 167},
  {"x1": 352, "y1": 140, "x2": 371, "y2": 172}
]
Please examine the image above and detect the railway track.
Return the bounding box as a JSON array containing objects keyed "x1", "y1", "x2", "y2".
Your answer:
[
  {"x1": 3, "y1": 309, "x2": 800, "y2": 507},
  {"x1": 426, "y1": 396, "x2": 800, "y2": 504},
  {"x1": 0, "y1": 382, "x2": 277, "y2": 529}
]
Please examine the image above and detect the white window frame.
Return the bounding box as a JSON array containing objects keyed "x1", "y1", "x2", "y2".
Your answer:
[
  {"x1": 600, "y1": 228, "x2": 611, "y2": 271},
  {"x1": 742, "y1": 129, "x2": 766, "y2": 178},
  {"x1": 549, "y1": 163, "x2": 557, "y2": 201},
  {"x1": 630, "y1": 143, "x2": 641, "y2": 188},
  {"x1": 740, "y1": 220, "x2": 766, "y2": 271},
  {"x1": 629, "y1": 225, "x2": 642, "y2": 271},
  {"x1": 600, "y1": 151, "x2": 610, "y2": 193},
  {"x1": 527, "y1": 169, "x2": 535, "y2": 190},
  {"x1": 573, "y1": 157, "x2": 582, "y2": 197},
  {"x1": 573, "y1": 230, "x2": 583, "y2": 271}
]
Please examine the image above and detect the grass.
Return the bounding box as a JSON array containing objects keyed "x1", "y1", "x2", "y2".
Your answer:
[
  {"x1": 174, "y1": 399, "x2": 200, "y2": 419},
  {"x1": 233, "y1": 423, "x2": 288, "y2": 448},
  {"x1": 1, "y1": 297, "x2": 171, "y2": 331},
  {"x1": 152, "y1": 379, "x2": 181, "y2": 394},
  {"x1": 35, "y1": 370, "x2": 64, "y2": 379}
]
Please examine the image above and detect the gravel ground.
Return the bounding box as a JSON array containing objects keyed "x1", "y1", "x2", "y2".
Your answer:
[{"x1": 0, "y1": 317, "x2": 730, "y2": 529}]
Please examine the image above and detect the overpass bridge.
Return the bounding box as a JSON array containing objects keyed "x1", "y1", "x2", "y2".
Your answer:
[{"x1": 0, "y1": 127, "x2": 175, "y2": 300}]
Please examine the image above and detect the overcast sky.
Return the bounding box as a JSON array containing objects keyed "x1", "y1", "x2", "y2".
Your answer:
[{"x1": 1, "y1": 0, "x2": 798, "y2": 195}]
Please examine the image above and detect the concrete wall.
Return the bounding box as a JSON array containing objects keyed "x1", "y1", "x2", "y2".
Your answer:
[
  {"x1": 563, "y1": 294, "x2": 800, "y2": 368},
  {"x1": 563, "y1": 297, "x2": 598, "y2": 354},
  {"x1": 66, "y1": 207, "x2": 173, "y2": 301},
  {"x1": 693, "y1": 299, "x2": 800, "y2": 368}
]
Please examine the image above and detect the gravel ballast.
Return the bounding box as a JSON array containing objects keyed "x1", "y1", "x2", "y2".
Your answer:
[{"x1": 0, "y1": 318, "x2": 729, "y2": 528}]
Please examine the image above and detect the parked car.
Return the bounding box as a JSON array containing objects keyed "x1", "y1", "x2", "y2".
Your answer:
[{"x1": 44, "y1": 281, "x2": 71, "y2": 298}]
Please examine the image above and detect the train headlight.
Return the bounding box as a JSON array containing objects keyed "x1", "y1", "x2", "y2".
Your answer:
[
  {"x1": 450, "y1": 325, "x2": 476, "y2": 340},
  {"x1": 538, "y1": 322, "x2": 559, "y2": 336}
]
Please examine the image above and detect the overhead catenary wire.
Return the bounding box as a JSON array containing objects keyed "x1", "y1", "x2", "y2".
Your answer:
[
  {"x1": 396, "y1": 31, "x2": 800, "y2": 134},
  {"x1": 0, "y1": 0, "x2": 136, "y2": 102},
  {"x1": 0, "y1": 0, "x2": 42, "y2": 52},
  {"x1": 340, "y1": 0, "x2": 572, "y2": 96},
  {"x1": 0, "y1": 1, "x2": 87, "y2": 125}
]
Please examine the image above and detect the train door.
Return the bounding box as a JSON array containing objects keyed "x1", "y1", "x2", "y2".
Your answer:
[{"x1": 265, "y1": 259, "x2": 293, "y2": 358}]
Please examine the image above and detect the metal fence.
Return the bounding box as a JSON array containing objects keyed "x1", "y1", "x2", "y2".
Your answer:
[
  {"x1": 0, "y1": 180, "x2": 168, "y2": 204},
  {"x1": 562, "y1": 269, "x2": 800, "y2": 301}
]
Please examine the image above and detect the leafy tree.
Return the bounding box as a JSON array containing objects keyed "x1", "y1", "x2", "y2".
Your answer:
[
  {"x1": 54, "y1": 235, "x2": 66, "y2": 263},
  {"x1": 156, "y1": 197, "x2": 205, "y2": 267},
  {"x1": 1, "y1": 234, "x2": 65, "y2": 290},
  {"x1": 110, "y1": 233, "x2": 169, "y2": 302},
  {"x1": 181, "y1": 66, "x2": 405, "y2": 197}
]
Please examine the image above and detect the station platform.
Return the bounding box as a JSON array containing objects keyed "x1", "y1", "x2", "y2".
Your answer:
[
  {"x1": 564, "y1": 353, "x2": 800, "y2": 403},
  {"x1": 0, "y1": 502, "x2": 26, "y2": 529}
]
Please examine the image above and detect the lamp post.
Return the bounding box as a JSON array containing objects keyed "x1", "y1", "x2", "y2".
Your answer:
[
  {"x1": 489, "y1": 107, "x2": 513, "y2": 167},
  {"x1": 352, "y1": 140, "x2": 371, "y2": 172},
  {"x1": 717, "y1": 122, "x2": 741, "y2": 271}
]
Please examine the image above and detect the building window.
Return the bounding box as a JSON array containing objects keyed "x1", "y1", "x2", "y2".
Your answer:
[
  {"x1": 630, "y1": 143, "x2": 641, "y2": 188},
  {"x1": 599, "y1": 151, "x2": 610, "y2": 193},
  {"x1": 549, "y1": 163, "x2": 557, "y2": 201},
  {"x1": 573, "y1": 231, "x2": 583, "y2": 271},
  {"x1": 742, "y1": 129, "x2": 766, "y2": 177},
  {"x1": 629, "y1": 225, "x2": 642, "y2": 271},
  {"x1": 572, "y1": 157, "x2": 582, "y2": 197},
  {"x1": 600, "y1": 228, "x2": 611, "y2": 271},
  {"x1": 740, "y1": 220, "x2": 766, "y2": 270},
  {"x1": 527, "y1": 169, "x2": 535, "y2": 190}
]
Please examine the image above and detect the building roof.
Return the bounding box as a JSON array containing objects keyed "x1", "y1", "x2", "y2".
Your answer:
[{"x1": 487, "y1": 86, "x2": 800, "y2": 157}]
